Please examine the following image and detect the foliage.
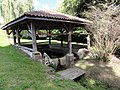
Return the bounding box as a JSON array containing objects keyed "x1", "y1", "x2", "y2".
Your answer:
[
  {"x1": 85, "y1": 4, "x2": 120, "y2": 61},
  {"x1": 0, "y1": 0, "x2": 33, "y2": 23},
  {"x1": 59, "y1": 0, "x2": 92, "y2": 16},
  {"x1": 59, "y1": 0, "x2": 120, "y2": 16},
  {"x1": 51, "y1": 28, "x2": 88, "y2": 44}
]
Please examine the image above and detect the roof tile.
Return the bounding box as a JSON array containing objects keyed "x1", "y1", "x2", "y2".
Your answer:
[{"x1": 24, "y1": 10, "x2": 92, "y2": 23}]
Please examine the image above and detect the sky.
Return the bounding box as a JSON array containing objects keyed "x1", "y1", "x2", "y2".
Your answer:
[{"x1": 34, "y1": 0, "x2": 62, "y2": 10}]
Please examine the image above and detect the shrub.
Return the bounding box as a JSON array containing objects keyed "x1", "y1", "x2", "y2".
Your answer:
[{"x1": 85, "y1": 4, "x2": 120, "y2": 61}]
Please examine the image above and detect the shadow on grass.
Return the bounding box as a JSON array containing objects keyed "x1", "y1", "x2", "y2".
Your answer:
[{"x1": 75, "y1": 59, "x2": 120, "y2": 90}]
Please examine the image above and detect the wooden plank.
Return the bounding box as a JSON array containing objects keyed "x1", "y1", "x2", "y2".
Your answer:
[
  {"x1": 13, "y1": 44, "x2": 33, "y2": 57},
  {"x1": 18, "y1": 45, "x2": 33, "y2": 52},
  {"x1": 20, "y1": 48, "x2": 33, "y2": 58},
  {"x1": 57, "y1": 67, "x2": 85, "y2": 80}
]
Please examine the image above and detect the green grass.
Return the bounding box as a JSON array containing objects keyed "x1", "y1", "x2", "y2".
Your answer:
[{"x1": 0, "y1": 30, "x2": 90, "y2": 90}]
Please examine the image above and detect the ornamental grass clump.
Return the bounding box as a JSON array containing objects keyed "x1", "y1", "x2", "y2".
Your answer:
[{"x1": 85, "y1": 4, "x2": 120, "y2": 61}]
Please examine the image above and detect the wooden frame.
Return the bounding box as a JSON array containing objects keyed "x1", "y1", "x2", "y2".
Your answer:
[{"x1": 2, "y1": 11, "x2": 91, "y2": 66}]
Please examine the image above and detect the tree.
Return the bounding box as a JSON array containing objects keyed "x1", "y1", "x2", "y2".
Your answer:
[
  {"x1": 59, "y1": 0, "x2": 120, "y2": 17},
  {"x1": 59, "y1": 0, "x2": 90, "y2": 16},
  {"x1": 0, "y1": 0, "x2": 33, "y2": 23},
  {"x1": 85, "y1": 4, "x2": 120, "y2": 61}
]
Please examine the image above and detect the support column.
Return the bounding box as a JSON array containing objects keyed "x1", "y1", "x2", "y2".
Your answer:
[
  {"x1": 87, "y1": 34, "x2": 90, "y2": 50},
  {"x1": 31, "y1": 22, "x2": 37, "y2": 52},
  {"x1": 13, "y1": 30, "x2": 16, "y2": 45},
  {"x1": 48, "y1": 30, "x2": 51, "y2": 45},
  {"x1": 66, "y1": 24, "x2": 74, "y2": 67},
  {"x1": 30, "y1": 22, "x2": 42, "y2": 60},
  {"x1": 18, "y1": 30, "x2": 21, "y2": 45},
  {"x1": 68, "y1": 31, "x2": 72, "y2": 54},
  {"x1": 60, "y1": 29, "x2": 63, "y2": 47},
  {"x1": 16, "y1": 29, "x2": 21, "y2": 45}
]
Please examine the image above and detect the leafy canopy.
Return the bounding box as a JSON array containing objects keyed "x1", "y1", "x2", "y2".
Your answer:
[{"x1": 59, "y1": 0, "x2": 120, "y2": 16}]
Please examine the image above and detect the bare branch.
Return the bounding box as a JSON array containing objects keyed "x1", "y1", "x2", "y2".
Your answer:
[{"x1": 85, "y1": 4, "x2": 120, "y2": 61}]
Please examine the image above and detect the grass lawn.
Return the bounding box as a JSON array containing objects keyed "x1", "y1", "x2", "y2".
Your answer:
[{"x1": 0, "y1": 30, "x2": 90, "y2": 90}]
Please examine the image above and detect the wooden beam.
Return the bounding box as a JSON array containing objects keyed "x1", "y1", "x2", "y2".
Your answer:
[
  {"x1": 27, "y1": 17, "x2": 84, "y2": 24},
  {"x1": 18, "y1": 45, "x2": 33, "y2": 52},
  {"x1": 68, "y1": 24, "x2": 72, "y2": 54},
  {"x1": 6, "y1": 30, "x2": 12, "y2": 35},
  {"x1": 16, "y1": 29, "x2": 21, "y2": 45},
  {"x1": 30, "y1": 22, "x2": 37, "y2": 52},
  {"x1": 48, "y1": 30, "x2": 51, "y2": 45},
  {"x1": 12, "y1": 30, "x2": 16, "y2": 45},
  {"x1": 18, "y1": 30, "x2": 21, "y2": 44},
  {"x1": 65, "y1": 24, "x2": 74, "y2": 67},
  {"x1": 60, "y1": 29, "x2": 63, "y2": 47},
  {"x1": 1, "y1": 16, "x2": 28, "y2": 30},
  {"x1": 87, "y1": 34, "x2": 90, "y2": 49},
  {"x1": 27, "y1": 23, "x2": 32, "y2": 37}
]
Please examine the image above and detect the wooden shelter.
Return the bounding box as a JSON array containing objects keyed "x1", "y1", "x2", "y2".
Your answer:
[{"x1": 1, "y1": 10, "x2": 92, "y2": 67}]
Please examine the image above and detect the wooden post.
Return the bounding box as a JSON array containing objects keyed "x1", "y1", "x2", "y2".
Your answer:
[
  {"x1": 48, "y1": 30, "x2": 51, "y2": 45},
  {"x1": 66, "y1": 24, "x2": 74, "y2": 67},
  {"x1": 87, "y1": 34, "x2": 90, "y2": 49},
  {"x1": 30, "y1": 22, "x2": 37, "y2": 52},
  {"x1": 60, "y1": 29, "x2": 63, "y2": 47},
  {"x1": 26, "y1": 22, "x2": 42, "y2": 60},
  {"x1": 68, "y1": 31, "x2": 72, "y2": 54},
  {"x1": 61, "y1": 35, "x2": 63, "y2": 47},
  {"x1": 16, "y1": 29, "x2": 21, "y2": 45},
  {"x1": 18, "y1": 30, "x2": 21, "y2": 44},
  {"x1": 67, "y1": 24, "x2": 72, "y2": 55},
  {"x1": 13, "y1": 30, "x2": 16, "y2": 45}
]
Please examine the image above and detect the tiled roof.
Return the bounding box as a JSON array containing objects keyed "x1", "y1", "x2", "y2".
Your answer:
[
  {"x1": 24, "y1": 10, "x2": 92, "y2": 23},
  {"x1": 1, "y1": 10, "x2": 92, "y2": 30}
]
